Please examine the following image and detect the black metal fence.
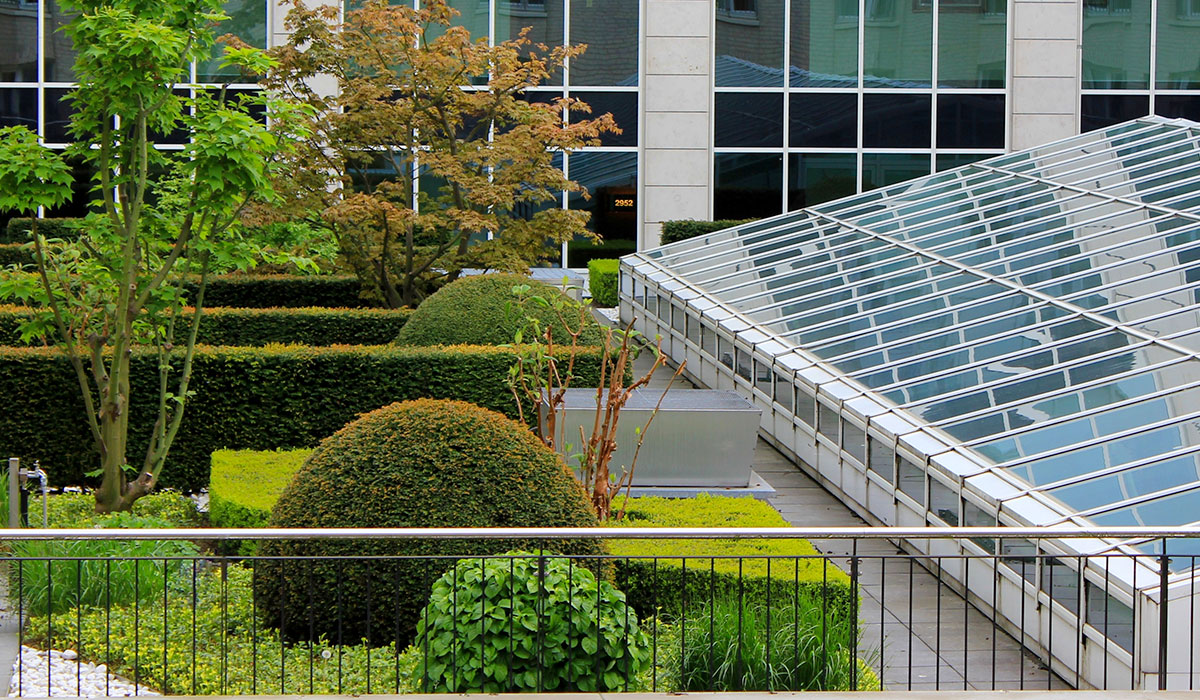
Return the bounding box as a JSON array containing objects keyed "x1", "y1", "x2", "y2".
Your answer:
[{"x1": 0, "y1": 526, "x2": 1197, "y2": 695}]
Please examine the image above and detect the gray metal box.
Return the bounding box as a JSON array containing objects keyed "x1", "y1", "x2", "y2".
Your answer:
[{"x1": 539, "y1": 389, "x2": 761, "y2": 487}]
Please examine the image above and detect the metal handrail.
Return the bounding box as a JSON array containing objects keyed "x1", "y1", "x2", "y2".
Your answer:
[{"x1": 1, "y1": 525, "x2": 1199, "y2": 540}]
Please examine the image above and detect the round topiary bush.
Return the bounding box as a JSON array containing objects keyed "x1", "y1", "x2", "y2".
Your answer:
[
  {"x1": 254, "y1": 398, "x2": 604, "y2": 646},
  {"x1": 394, "y1": 273, "x2": 606, "y2": 347}
]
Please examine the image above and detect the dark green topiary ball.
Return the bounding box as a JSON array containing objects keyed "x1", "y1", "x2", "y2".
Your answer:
[
  {"x1": 254, "y1": 398, "x2": 604, "y2": 645},
  {"x1": 394, "y1": 273, "x2": 606, "y2": 347}
]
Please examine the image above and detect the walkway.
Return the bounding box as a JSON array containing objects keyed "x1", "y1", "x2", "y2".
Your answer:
[{"x1": 631, "y1": 344, "x2": 1069, "y2": 691}]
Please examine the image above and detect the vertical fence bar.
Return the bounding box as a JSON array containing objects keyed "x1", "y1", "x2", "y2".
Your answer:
[
  {"x1": 161, "y1": 558, "x2": 168, "y2": 696},
  {"x1": 76, "y1": 560, "x2": 82, "y2": 696},
  {"x1": 850, "y1": 540, "x2": 858, "y2": 691},
  {"x1": 1159, "y1": 540, "x2": 1170, "y2": 691},
  {"x1": 934, "y1": 556, "x2": 942, "y2": 690},
  {"x1": 963, "y1": 555, "x2": 969, "y2": 691}
]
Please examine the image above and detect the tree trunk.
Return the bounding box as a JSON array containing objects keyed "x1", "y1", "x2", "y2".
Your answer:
[{"x1": 93, "y1": 353, "x2": 132, "y2": 513}]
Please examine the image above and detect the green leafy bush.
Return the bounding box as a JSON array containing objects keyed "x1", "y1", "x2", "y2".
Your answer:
[
  {"x1": 0, "y1": 243, "x2": 31, "y2": 267},
  {"x1": 209, "y1": 448, "x2": 310, "y2": 554},
  {"x1": 0, "y1": 343, "x2": 613, "y2": 491},
  {"x1": 0, "y1": 305, "x2": 412, "y2": 347},
  {"x1": 11, "y1": 514, "x2": 200, "y2": 615},
  {"x1": 24, "y1": 564, "x2": 422, "y2": 695},
  {"x1": 567, "y1": 238, "x2": 636, "y2": 267},
  {"x1": 609, "y1": 496, "x2": 854, "y2": 624},
  {"x1": 660, "y1": 219, "x2": 757, "y2": 245},
  {"x1": 395, "y1": 273, "x2": 605, "y2": 347},
  {"x1": 2, "y1": 217, "x2": 83, "y2": 244},
  {"x1": 255, "y1": 399, "x2": 605, "y2": 645},
  {"x1": 587, "y1": 259, "x2": 619, "y2": 308},
  {"x1": 44, "y1": 490, "x2": 200, "y2": 529},
  {"x1": 415, "y1": 552, "x2": 650, "y2": 693}
]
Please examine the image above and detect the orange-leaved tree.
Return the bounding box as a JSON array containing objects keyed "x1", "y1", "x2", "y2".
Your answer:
[{"x1": 258, "y1": 0, "x2": 619, "y2": 308}]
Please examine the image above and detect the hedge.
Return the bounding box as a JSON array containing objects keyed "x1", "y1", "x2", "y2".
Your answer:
[
  {"x1": 0, "y1": 305, "x2": 412, "y2": 347},
  {"x1": 588, "y1": 258, "x2": 619, "y2": 308},
  {"x1": 660, "y1": 219, "x2": 757, "y2": 245},
  {"x1": 609, "y1": 495, "x2": 854, "y2": 625},
  {"x1": 0, "y1": 243, "x2": 31, "y2": 267},
  {"x1": 2, "y1": 218, "x2": 83, "y2": 244},
  {"x1": 0, "y1": 344, "x2": 613, "y2": 491},
  {"x1": 567, "y1": 238, "x2": 637, "y2": 267}
]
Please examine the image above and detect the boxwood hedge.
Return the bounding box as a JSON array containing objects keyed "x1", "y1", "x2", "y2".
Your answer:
[
  {"x1": 587, "y1": 259, "x2": 619, "y2": 308},
  {"x1": 660, "y1": 219, "x2": 757, "y2": 245},
  {"x1": 0, "y1": 305, "x2": 413, "y2": 347},
  {"x1": 0, "y1": 344, "x2": 612, "y2": 491}
]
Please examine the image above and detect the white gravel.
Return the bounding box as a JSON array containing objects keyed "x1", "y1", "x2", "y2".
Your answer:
[{"x1": 9, "y1": 646, "x2": 159, "y2": 697}]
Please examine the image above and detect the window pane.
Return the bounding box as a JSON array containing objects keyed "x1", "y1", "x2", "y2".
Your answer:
[
  {"x1": 1158, "y1": 0, "x2": 1200, "y2": 89},
  {"x1": 898, "y1": 457, "x2": 925, "y2": 505},
  {"x1": 929, "y1": 478, "x2": 958, "y2": 524},
  {"x1": 863, "y1": 94, "x2": 931, "y2": 148},
  {"x1": 1041, "y1": 558, "x2": 1081, "y2": 613},
  {"x1": 936, "y1": 153, "x2": 991, "y2": 171},
  {"x1": 938, "y1": 0, "x2": 1006, "y2": 88},
  {"x1": 44, "y1": 0, "x2": 75, "y2": 82},
  {"x1": 937, "y1": 94, "x2": 1004, "y2": 148},
  {"x1": 0, "y1": 88, "x2": 36, "y2": 132},
  {"x1": 795, "y1": 386, "x2": 816, "y2": 426},
  {"x1": 774, "y1": 371, "x2": 794, "y2": 411},
  {"x1": 715, "y1": 153, "x2": 783, "y2": 219},
  {"x1": 569, "y1": 0, "x2": 638, "y2": 86},
  {"x1": 818, "y1": 401, "x2": 839, "y2": 440},
  {"x1": 868, "y1": 437, "x2": 894, "y2": 482},
  {"x1": 789, "y1": 93, "x2": 856, "y2": 147},
  {"x1": 843, "y1": 420, "x2": 867, "y2": 463},
  {"x1": 790, "y1": 0, "x2": 858, "y2": 87},
  {"x1": 567, "y1": 151, "x2": 635, "y2": 263},
  {"x1": 863, "y1": 0, "x2": 932, "y2": 87},
  {"x1": 862, "y1": 153, "x2": 930, "y2": 191},
  {"x1": 569, "y1": 91, "x2": 636, "y2": 146},
  {"x1": 1081, "y1": 94, "x2": 1150, "y2": 133},
  {"x1": 198, "y1": 0, "x2": 267, "y2": 83},
  {"x1": 1082, "y1": 0, "x2": 1150, "y2": 89},
  {"x1": 716, "y1": 92, "x2": 784, "y2": 147},
  {"x1": 43, "y1": 88, "x2": 74, "y2": 143},
  {"x1": 1155, "y1": 94, "x2": 1200, "y2": 120},
  {"x1": 788, "y1": 154, "x2": 857, "y2": 210},
  {"x1": 498, "y1": 0, "x2": 565, "y2": 85},
  {"x1": 716, "y1": 0, "x2": 785, "y2": 87},
  {"x1": 1085, "y1": 580, "x2": 1134, "y2": 651}
]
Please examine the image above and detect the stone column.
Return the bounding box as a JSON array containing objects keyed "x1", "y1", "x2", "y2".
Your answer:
[{"x1": 1009, "y1": 0, "x2": 1082, "y2": 150}]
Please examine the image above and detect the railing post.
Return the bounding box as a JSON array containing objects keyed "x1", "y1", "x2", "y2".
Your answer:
[
  {"x1": 7, "y1": 457, "x2": 18, "y2": 528},
  {"x1": 1159, "y1": 540, "x2": 1170, "y2": 691},
  {"x1": 850, "y1": 539, "x2": 859, "y2": 691}
]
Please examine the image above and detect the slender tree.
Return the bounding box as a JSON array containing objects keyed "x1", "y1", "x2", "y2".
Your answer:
[
  {"x1": 0, "y1": 0, "x2": 310, "y2": 512},
  {"x1": 259, "y1": 0, "x2": 618, "y2": 308}
]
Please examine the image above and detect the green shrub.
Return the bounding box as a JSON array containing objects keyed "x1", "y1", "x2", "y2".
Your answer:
[
  {"x1": 567, "y1": 238, "x2": 637, "y2": 267},
  {"x1": 0, "y1": 305, "x2": 412, "y2": 347},
  {"x1": 0, "y1": 243, "x2": 31, "y2": 267},
  {"x1": 44, "y1": 490, "x2": 200, "y2": 529},
  {"x1": 209, "y1": 449, "x2": 310, "y2": 555},
  {"x1": 2, "y1": 218, "x2": 83, "y2": 244},
  {"x1": 0, "y1": 343, "x2": 613, "y2": 491},
  {"x1": 608, "y1": 496, "x2": 854, "y2": 624},
  {"x1": 415, "y1": 552, "x2": 650, "y2": 693},
  {"x1": 660, "y1": 219, "x2": 757, "y2": 245},
  {"x1": 255, "y1": 399, "x2": 606, "y2": 646},
  {"x1": 395, "y1": 273, "x2": 605, "y2": 347},
  {"x1": 587, "y1": 259, "x2": 619, "y2": 308},
  {"x1": 11, "y1": 514, "x2": 200, "y2": 616},
  {"x1": 24, "y1": 564, "x2": 420, "y2": 696}
]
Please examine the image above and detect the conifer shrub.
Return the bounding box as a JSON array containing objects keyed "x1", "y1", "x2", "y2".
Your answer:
[
  {"x1": 394, "y1": 273, "x2": 605, "y2": 347},
  {"x1": 254, "y1": 399, "x2": 604, "y2": 645}
]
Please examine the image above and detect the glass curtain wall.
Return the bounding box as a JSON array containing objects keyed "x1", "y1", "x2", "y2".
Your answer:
[
  {"x1": 715, "y1": 0, "x2": 1008, "y2": 220},
  {"x1": 1081, "y1": 0, "x2": 1200, "y2": 131}
]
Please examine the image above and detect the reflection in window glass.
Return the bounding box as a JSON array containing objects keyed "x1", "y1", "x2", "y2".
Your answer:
[
  {"x1": 44, "y1": 0, "x2": 75, "y2": 82},
  {"x1": 0, "y1": 89, "x2": 36, "y2": 132},
  {"x1": 790, "y1": 0, "x2": 858, "y2": 87},
  {"x1": 1082, "y1": 94, "x2": 1150, "y2": 133},
  {"x1": 963, "y1": 500, "x2": 996, "y2": 552},
  {"x1": 735, "y1": 346, "x2": 753, "y2": 381},
  {"x1": 929, "y1": 477, "x2": 959, "y2": 524},
  {"x1": 774, "y1": 371, "x2": 794, "y2": 411},
  {"x1": 937, "y1": 95, "x2": 1005, "y2": 148},
  {"x1": 715, "y1": 153, "x2": 783, "y2": 219},
  {"x1": 754, "y1": 360, "x2": 773, "y2": 395},
  {"x1": 198, "y1": 0, "x2": 267, "y2": 83},
  {"x1": 569, "y1": 91, "x2": 637, "y2": 146},
  {"x1": 566, "y1": 152, "x2": 636, "y2": 266},
  {"x1": 716, "y1": 0, "x2": 784, "y2": 87},
  {"x1": 570, "y1": 0, "x2": 639, "y2": 86},
  {"x1": 842, "y1": 420, "x2": 867, "y2": 463},
  {"x1": 702, "y1": 323, "x2": 717, "y2": 356},
  {"x1": 1083, "y1": 0, "x2": 1150, "y2": 89},
  {"x1": 671, "y1": 303, "x2": 685, "y2": 333},
  {"x1": 938, "y1": 0, "x2": 1006, "y2": 88},
  {"x1": 1158, "y1": 0, "x2": 1200, "y2": 89},
  {"x1": 795, "y1": 386, "x2": 817, "y2": 427},
  {"x1": 718, "y1": 335, "x2": 734, "y2": 370},
  {"x1": 1000, "y1": 538, "x2": 1038, "y2": 583},
  {"x1": 936, "y1": 153, "x2": 991, "y2": 171},
  {"x1": 788, "y1": 154, "x2": 858, "y2": 210},
  {"x1": 863, "y1": 153, "x2": 931, "y2": 191},
  {"x1": 1042, "y1": 557, "x2": 1081, "y2": 613},
  {"x1": 43, "y1": 88, "x2": 74, "y2": 143},
  {"x1": 789, "y1": 94, "x2": 856, "y2": 147},
  {"x1": 716, "y1": 93, "x2": 785, "y2": 147},
  {"x1": 1155, "y1": 94, "x2": 1200, "y2": 121},
  {"x1": 898, "y1": 458, "x2": 925, "y2": 504},
  {"x1": 863, "y1": 0, "x2": 932, "y2": 87},
  {"x1": 1085, "y1": 580, "x2": 1134, "y2": 651},
  {"x1": 497, "y1": 0, "x2": 564, "y2": 84},
  {"x1": 863, "y1": 94, "x2": 931, "y2": 148},
  {"x1": 868, "y1": 437, "x2": 895, "y2": 483},
  {"x1": 686, "y1": 313, "x2": 699, "y2": 345},
  {"x1": 817, "y1": 401, "x2": 839, "y2": 441}
]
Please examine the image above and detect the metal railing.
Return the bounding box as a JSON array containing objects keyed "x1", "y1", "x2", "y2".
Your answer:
[{"x1": 0, "y1": 526, "x2": 1198, "y2": 695}]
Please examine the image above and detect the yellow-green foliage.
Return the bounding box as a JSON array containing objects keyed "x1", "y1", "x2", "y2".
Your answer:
[
  {"x1": 256, "y1": 399, "x2": 605, "y2": 647},
  {"x1": 44, "y1": 490, "x2": 200, "y2": 529},
  {"x1": 209, "y1": 449, "x2": 311, "y2": 528},
  {"x1": 608, "y1": 495, "x2": 852, "y2": 624}
]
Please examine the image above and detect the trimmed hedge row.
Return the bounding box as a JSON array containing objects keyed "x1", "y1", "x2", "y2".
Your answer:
[
  {"x1": 3, "y1": 218, "x2": 83, "y2": 244},
  {"x1": 610, "y1": 495, "x2": 854, "y2": 625},
  {"x1": 0, "y1": 305, "x2": 412, "y2": 347},
  {"x1": 660, "y1": 219, "x2": 757, "y2": 245},
  {"x1": 0, "y1": 344, "x2": 613, "y2": 491},
  {"x1": 588, "y1": 258, "x2": 619, "y2": 308},
  {"x1": 0, "y1": 243, "x2": 31, "y2": 267}
]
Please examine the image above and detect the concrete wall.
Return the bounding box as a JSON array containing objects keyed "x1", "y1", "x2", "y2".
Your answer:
[
  {"x1": 1010, "y1": 0, "x2": 1082, "y2": 150},
  {"x1": 640, "y1": 0, "x2": 712, "y2": 249}
]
